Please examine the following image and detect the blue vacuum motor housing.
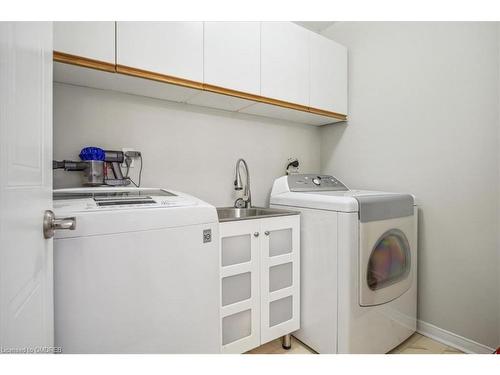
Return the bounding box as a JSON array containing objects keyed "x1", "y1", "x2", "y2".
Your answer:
[{"x1": 79, "y1": 147, "x2": 105, "y2": 161}]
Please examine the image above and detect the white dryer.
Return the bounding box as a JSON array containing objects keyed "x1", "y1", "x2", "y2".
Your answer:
[
  {"x1": 270, "y1": 174, "x2": 417, "y2": 354},
  {"x1": 53, "y1": 187, "x2": 221, "y2": 353}
]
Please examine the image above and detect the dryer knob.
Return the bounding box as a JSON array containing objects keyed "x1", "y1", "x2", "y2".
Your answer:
[{"x1": 312, "y1": 177, "x2": 321, "y2": 186}]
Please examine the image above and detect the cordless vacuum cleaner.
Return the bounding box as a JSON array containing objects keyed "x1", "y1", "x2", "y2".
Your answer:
[{"x1": 53, "y1": 147, "x2": 142, "y2": 187}]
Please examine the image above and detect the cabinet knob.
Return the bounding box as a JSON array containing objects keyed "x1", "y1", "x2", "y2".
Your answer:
[
  {"x1": 264, "y1": 231, "x2": 270, "y2": 236},
  {"x1": 253, "y1": 232, "x2": 259, "y2": 237}
]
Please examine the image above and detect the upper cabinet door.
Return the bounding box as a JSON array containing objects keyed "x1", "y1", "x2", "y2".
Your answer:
[
  {"x1": 116, "y1": 22, "x2": 203, "y2": 82},
  {"x1": 260, "y1": 22, "x2": 309, "y2": 106},
  {"x1": 53, "y1": 21, "x2": 115, "y2": 63},
  {"x1": 309, "y1": 32, "x2": 348, "y2": 115},
  {"x1": 204, "y1": 22, "x2": 260, "y2": 95}
]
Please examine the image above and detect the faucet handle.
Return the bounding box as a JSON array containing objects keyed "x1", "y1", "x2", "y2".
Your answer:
[{"x1": 234, "y1": 198, "x2": 247, "y2": 208}]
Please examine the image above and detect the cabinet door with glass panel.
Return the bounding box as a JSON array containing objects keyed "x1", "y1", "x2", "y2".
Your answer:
[
  {"x1": 219, "y1": 214, "x2": 300, "y2": 353},
  {"x1": 259, "y1": 215, "x2": 300, "y2": 344},
  {"x1": 219, "y1": 220, "x2": 261, "y2": 354}
]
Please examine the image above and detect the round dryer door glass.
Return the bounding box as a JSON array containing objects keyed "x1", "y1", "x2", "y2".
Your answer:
[{"x1": 367, "y1": 229, "x2": 411, "y2": 291}]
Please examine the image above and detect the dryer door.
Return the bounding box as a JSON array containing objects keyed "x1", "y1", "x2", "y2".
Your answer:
[{"x1": 359, "y1": 215, "x2": 415, "y2": 306}]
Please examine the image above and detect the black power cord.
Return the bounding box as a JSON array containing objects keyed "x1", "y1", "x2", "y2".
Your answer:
[
  {"x1": 286, "y1": 158, "x2": 299, "y2": 175},
  {"x1": 123, "y1": 153, "x2": 143, "y2": 187}
]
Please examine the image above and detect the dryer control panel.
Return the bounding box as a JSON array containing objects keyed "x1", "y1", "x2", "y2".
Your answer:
[{"x1": 287, "y1": 174, "x2": 349, "y2": 192}]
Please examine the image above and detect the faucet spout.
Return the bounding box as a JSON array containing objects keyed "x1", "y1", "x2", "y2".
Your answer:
[{"x1": 234, "y1": 158, "x2": 251, "y2": 208}]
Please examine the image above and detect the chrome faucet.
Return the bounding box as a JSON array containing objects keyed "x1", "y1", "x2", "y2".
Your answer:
[{"x1": 234, "y1": 158, "x2": 251, "y2": 208}]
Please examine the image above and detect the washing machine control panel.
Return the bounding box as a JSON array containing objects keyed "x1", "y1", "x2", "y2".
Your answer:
[{"x1": 287, "y1": 174, "x2": 349, "y2": 192}]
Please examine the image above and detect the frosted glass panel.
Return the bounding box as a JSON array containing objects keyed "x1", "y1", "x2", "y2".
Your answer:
[
  {"x1": 269, "y1": 295, "x2": 293, "y2": 327},
  {"x1": 222, "y1": 309, "x2": 252, "y2": 345},
  {"x1": 222, "y1": 272, "x2": 251, "y2": 306},
  {"x1": 269, "y1": 262, "x2": 293, "y2": 292},
  {"x1": 222, "y1": 234, "x2": 251, "y2": 266},
  {"x1": 269, "y1": 228, "x2": 292, "y2": 257}
]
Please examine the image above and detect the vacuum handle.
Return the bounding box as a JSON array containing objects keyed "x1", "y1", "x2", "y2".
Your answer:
[
  {"x1": 104, "y1": 150, "x2": 124, "y2": 163},
  {"x1": 110, "y1": 161, "x2": 124, "y2": 180}
]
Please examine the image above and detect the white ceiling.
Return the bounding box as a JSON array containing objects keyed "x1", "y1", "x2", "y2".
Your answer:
[{"x1": 294, "y1": 21, "x2": 335, "y2": 34}]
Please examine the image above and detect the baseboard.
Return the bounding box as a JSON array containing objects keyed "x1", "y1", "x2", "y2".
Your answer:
[{"x1": 417, "y1": 320, "x2": 495, "y2": 354}]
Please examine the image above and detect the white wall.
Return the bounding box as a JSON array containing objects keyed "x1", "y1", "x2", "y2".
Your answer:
[
  {"x1": 320, "y1": 22, "x2": 499, "y2": 348},
  {"x1": 53, "y1": 83, "x2": 321, "y2": 207}
]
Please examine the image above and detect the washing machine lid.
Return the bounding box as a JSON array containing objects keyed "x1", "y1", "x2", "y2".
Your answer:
[
  {"x1": 53, "y1": 187, "x2": 197, "y2": 212},
  {"x1": 53, "y1": 187, "x2": 218, "y2": 239},
  {"x1": 270, "y1": 175, "x2": 415, "y2": 213},
  {"x1": 271, "y1": 190, "x2": 355, "y2": 212}
]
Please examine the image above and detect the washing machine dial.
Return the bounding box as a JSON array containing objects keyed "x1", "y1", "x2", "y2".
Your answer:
[{"x1": 312, "y1": 177, "x2": 321, "y2": 186}]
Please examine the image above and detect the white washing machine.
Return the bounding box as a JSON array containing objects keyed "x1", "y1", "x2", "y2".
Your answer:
[
  {"x1": 53, "y1": 187, "x2": 220, "y2": 353},
  {"x1": 270, "y1": 174, "x2": 417, "y2": 354}
]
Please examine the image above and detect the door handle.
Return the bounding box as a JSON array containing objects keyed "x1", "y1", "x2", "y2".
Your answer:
[{"x1": 43, "y1": 210, "x2": 76, "y2": 239}]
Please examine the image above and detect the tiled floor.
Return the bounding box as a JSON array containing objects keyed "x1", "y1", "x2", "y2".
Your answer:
[
  {"x1": 389, "y1": 333, "x2": 463, "y2": 354},
  {"x1": 246, "y1": 336, "x2": 315, "y2": 354},
  {"x1": 246, "y1": 333, "x2": 464, "y2": 354}
]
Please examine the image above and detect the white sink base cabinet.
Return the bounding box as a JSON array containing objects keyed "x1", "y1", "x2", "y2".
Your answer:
[{"x1": 219, "y1": 215, "x2": 300, "y2": 354}]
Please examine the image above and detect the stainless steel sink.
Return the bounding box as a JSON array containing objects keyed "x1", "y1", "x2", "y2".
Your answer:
[{"x1": 216, "y1": 207, "x2": 299, "y2": 222}]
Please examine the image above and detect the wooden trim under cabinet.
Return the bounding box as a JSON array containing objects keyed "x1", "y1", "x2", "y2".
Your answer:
[
  {"x1": 202, "y1": 84, "x2": 346, "y2": 120},
  {"x1": 203, "y1": 83, "x2": 265, "y2": 103},
  {"x1": 116, "y1": 64, "x2": 203, "y2": 90},
  {"x1": 53, "y1": 51, "x2": 116, "y2": 73},
  {"x1": 203, "y1": 83, "x2": 309, "y2": 112},
  {"x1": 307, "y1": 107, "x2": 347, "y2": 121},
  {"x1": 53, "y1": 53, "x2": 347, "y2": 122}
]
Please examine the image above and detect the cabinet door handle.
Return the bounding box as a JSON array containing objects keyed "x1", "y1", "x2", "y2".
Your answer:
[
  {"x1": 264, "y1": 231, "x2": 270, "y2": 236},
  {"x1": 253, "y1": 232, "x2": 260, "y2": 237}
]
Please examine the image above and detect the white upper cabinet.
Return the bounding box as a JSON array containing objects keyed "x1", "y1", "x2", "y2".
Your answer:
[
  {"x1": 309, "y1": 32, "x2": 348, "y2": 114},
  {"x1": 204, "y1": 22, "x2": 260, "y2": 95},
  {"x1": 260, "y1": 22, "x2": 310, "y2": 106},
  {"x1": 54, "y1": 21, "x2": 348, "y2": 125},
  {"x1": 116, "y1": 22, "x2": 203, "y2": 82},
  {"x1": 53, "y1": 22, "x2": 115, "y2": 63}
]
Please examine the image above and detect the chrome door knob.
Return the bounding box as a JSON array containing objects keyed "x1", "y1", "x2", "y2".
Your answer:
[
  {"x1": 253, "y1": 232, "x2": 259, "y2": 237},
  {"x1": 264, "y1": 231, "x2": 270, "y2": 236},
  {"x1": 43, "y1": 210, "x2": 76, "y2": 239}
]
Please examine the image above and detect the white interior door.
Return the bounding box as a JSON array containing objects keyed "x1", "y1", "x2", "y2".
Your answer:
[{"x1": 0, "y1": 22, "x2": 54, "y2": 352}]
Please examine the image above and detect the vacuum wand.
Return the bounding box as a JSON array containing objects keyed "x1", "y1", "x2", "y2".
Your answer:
[{"x1": 53, "y1": 160, "x2": 88, "y2": 171}]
